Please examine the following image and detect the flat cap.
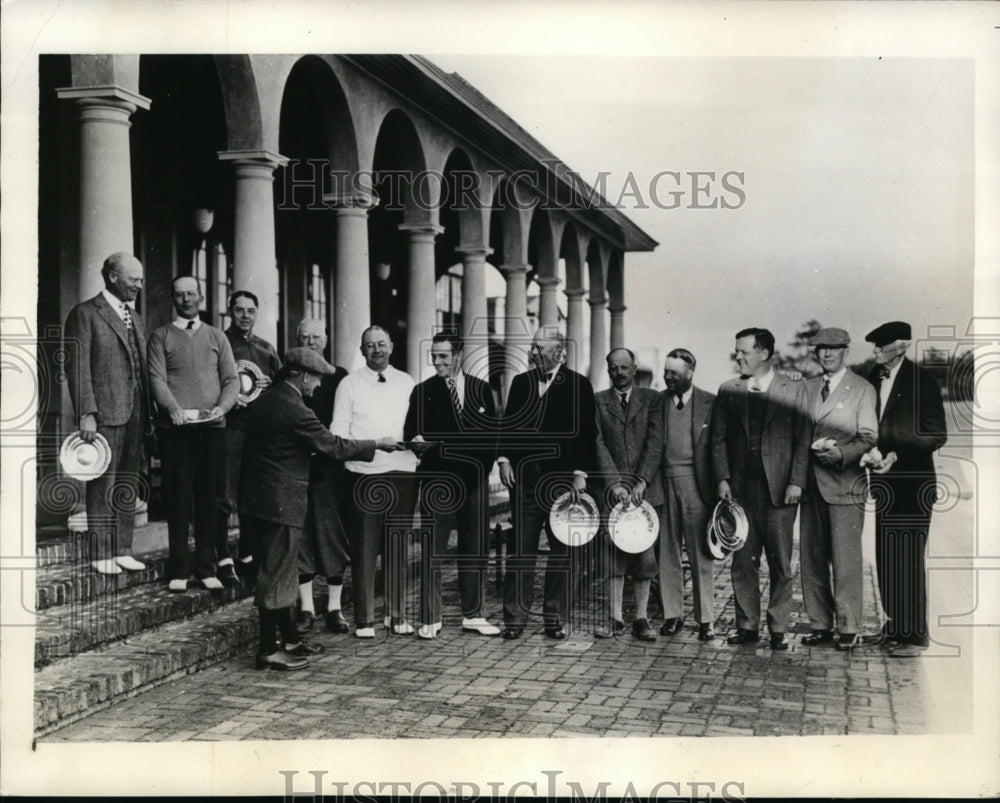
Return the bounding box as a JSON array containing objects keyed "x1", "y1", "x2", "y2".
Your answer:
[
  {"x1": 810, "y1": 327, "x2": 851, "y2": 347},
  {"x1": 865, "y1": 321, "x2": 911, "y2": 347},
  {"x1": 282, "y1": 347, "x2": 335, "y2": 375}
]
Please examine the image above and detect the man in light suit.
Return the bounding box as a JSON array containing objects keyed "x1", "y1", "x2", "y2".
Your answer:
[
  {"x1": 593, "y1": 348, "x2": 663, "y2": 641},
  {"x1": 403, "y1": 332, "x2": 501, "y2": 639},
  {"x1": 498, "y1": 327, "x2": 597, "y2": 640},
  {"x1": 799, "y1": 328, "x2": 878, "y2": 650},
  {"x1": 63, "y1": 252, "x2": 151, "y2": 575},
  {"x1": 713, "y1": 327, "x2": 810, "y2": 650},
  {"x1": 658, "y1": 348, "x2": 717, "y2": 642},
  {"x1": 864, "y1": 320, "x2": 947, "y2": 658}
]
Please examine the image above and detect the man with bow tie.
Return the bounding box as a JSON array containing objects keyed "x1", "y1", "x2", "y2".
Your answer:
[
  {"x1": 713, "y1": 327, "x2": 810, "y2": 650},
  {"x1": 64, "y1": 252, "x2": 153, "y2": 575},
  {"x1": 498, "y1": 327, "x2": 597, "y2": 640},
  {"x1": 403, "y1": 332, "x2": 501, "y2": 639},
  {"x1": 798, "y1": 328, "x2": 877, "y2": 651},
  {"x1": 863, "y1": 320, "x2": 947, "y2": 657}
]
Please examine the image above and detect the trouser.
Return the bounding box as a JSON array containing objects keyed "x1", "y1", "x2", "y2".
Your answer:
[
  {"x1": 298, "y1": 457, "x2": 350, "y2": 582},
  {"x1": 659, "y1": 474, "x2": 716, "y2": 623},
  {"x1": 215, "y1": 426, "x2": 249, "y2": 562},
  {"x1": 241, "y1": 514, "x2": 302, "y2": 610},
  {"x1": 85, "y1": 392, "x2": 143, "y2": 559},
  {"x1": 873, "y1": 472, "x2": 933, "y2": 646},
  {"x1": 418, "y1": 472, "x2": 489, "y2": 625},
  {"x1": 730, "y1": 478, "x2": 797, "y2": 633},
  {"x1": 799, "y1": 488, "x2": 864, "y2": 633},
  {"x1": 160, "y1": 426, "x2": 223, "y2": 580},
  {"x1": 345, "y1": 471, "x2": 419, "y2": 627},
  {"x1": 502, "y1": 481, "x2": 573, "y2": 629}
]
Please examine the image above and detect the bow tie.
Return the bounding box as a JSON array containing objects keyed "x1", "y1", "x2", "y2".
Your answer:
[{"x1": 877, "y1": 365, "x2": 891, "y2": 380}]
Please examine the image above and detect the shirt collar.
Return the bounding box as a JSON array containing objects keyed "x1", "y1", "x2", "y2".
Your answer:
[
  {"x1": 172, "y1": 316, "x2": 202, "y2": 332},
  {"x1": 675, "y1": 387, "x2": 693, "y2": 405},
  {"x1": 616, "y1": 385, "x2": 633, "y2": 403},
  {"x1": 749, "y1": 368, "x2": 775, "y2": 393},
  {"x1": 824, "y1": 365, "x2": 848, "y2": 391},
  {"x1": 102, "y1": 289, "x2": 132, "y2": 318},
  {"x1": 361, "y1": 364, "x2": 389, "y2": 382}
]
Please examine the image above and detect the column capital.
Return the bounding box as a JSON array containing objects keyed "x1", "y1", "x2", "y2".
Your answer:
[
  {"x1": 588, "y1": 296, "x2": 608, "y2": 308},
  {"x1": 455, "y1": 245, "x2": 493, "y2": 259},
  {"x1": 56, "y1": 84, "x2": 151, "y2": 111},
  {"x1": 499, "y1": 263, "x2": 530, "y2": 278},
  {"x1": 608, "y1": 304, "x2": 627, "y2": 314},
  {"x1": 564, "y1": 287, "x2": 588, "y2": 299},
  {"x1": 323, "y1": 191, "x2": 379, "y2": 211},
  {"x1": 398, "y1": 223, "x2": 445, "y2": 237},
  {"x1": 218, "y1": 149, "x2": 289, "y2": 170},
  {"x1": 535, "y1": 275, "x2": 561, "y2": 288}
]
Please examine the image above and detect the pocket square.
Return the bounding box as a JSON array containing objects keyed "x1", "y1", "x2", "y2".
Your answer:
[
  {"x1": 837, "y1": 402, "x2": 844, "y2": 409},
  {"x1": 478, "y1": 406, "x2": 485, "y2": 413}
]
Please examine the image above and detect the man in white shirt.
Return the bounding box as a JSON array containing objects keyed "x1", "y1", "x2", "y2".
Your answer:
[{"x1": 331, "y1": 325, "x2": 418, "y2": 638}]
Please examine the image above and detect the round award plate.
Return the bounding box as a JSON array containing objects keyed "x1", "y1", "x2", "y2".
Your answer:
[
  {"x1": 180, "y1": 408, "x2": 223, "y2": 425},
  {"x1": 59, "y1": 432, "x2": 112, "y2": 481},
  {"x1": 608, "y1": 500, "x2": 659, "y2": 553},
  {"x1": 236, "y1": 359, "x2": 265, "y2": 404},
  {"x1": 549, "y1": 491, "x2": 600, "y2": 546}
]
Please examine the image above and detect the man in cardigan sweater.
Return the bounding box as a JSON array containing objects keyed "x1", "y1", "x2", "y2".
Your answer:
[{"x1": 148, "y1": 276, "x2": 239, "y2": 591}]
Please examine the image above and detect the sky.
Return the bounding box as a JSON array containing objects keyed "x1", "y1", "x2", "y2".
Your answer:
[{"x1": 432, "y1": 54, "x2": 976, "y2": 392}]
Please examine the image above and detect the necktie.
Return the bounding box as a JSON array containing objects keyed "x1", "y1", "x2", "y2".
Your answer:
[
  {"x1": 377, "y1": 372, "x2": 386, "y2": 383},
  {"x1": 619, "y1": 392, "x2": 628, "y2": 412},
  {"x1": 121, "y1": 305, "x2": 133, "y2": 331},
  {"x1": 675, "y1": 396, "x2": 684, "y2": 411},
  {"x1": 877, "y1": 365, "x2": 891, "y2": 381},
  {"x1": 749, "y1": 382, "x2": 761, "y2": 393},
  {"x1": 447, "y1": 377, "x2": 462, "y2": 414},
  {"x1": 186, "y1": 319, "x2": 195, "y2": 330},
  {"x1": 821, "y1": 376, "x2": 831, "y2": 403}
]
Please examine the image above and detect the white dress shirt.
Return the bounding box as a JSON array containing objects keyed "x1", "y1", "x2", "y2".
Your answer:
[
  {"x1": 748, "y1": 368, "x2": 776, "y2": 393},
  {"x1": 878, "y1": 359, "x2": 904, "y2": 420},
  {"x1": 172, "y1": 316, "x2": 202, "y2": 332},
  {"x1": 101, "y1": 289, "x2": 133, "y2": 322}
]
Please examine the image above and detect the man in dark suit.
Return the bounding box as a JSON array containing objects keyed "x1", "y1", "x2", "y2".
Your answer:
[
  {"x1": 239, "y1": 347, "x2": 395, "y2": 671},
  {"x1": 293, "y1": 318, "x2": 352, "y2": 635},
  {"x1": 713, "y1": 327, "x2": 810, "y2": 650},
  {"x1": 592, "y1": 347, "x2": 663, "y2": 641},
  {"x1": 658, "y1": 348, "x2": 717, "y2": 641},
  {"x1": 799, "y1": 328, "x2": 878, "y2": 650},
  {"x1": 498, "y1": 327, "x2": 597, "y2": 640},
  {"x1": 64, "y1": 252, "x2": 151, "y2": 575},
  {"x1": 864, "y1": 320, "x2": 947, "y2": 658},
  {"x1": 404, "y1": 332, "x2": 501, "y2": 639}
]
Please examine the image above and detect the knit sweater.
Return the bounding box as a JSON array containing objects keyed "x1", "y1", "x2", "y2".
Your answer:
[{"x1": 148, "y1": 323, "x2": 239, "y2": 426}]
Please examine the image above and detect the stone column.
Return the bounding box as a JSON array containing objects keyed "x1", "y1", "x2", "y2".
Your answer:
[
  {"x1": 325, "y1": 194, "x2": 376, "y2": 370},
  {"x1": 500, "y1": 264, "x2": 530, "y2": 402},
  {"x1": 457, "y1": 247, "x2": 491, "y2": 380},
  {"x1": 218, "y1": 150, "x2": 288, "y2": 346},
  {"x1": 399, "y1": 224, "x2": 443, "y2": 382},
  {"x1": 589, "y1": 296, "x2": 609, "y2": 389},
  {"x1": 609, "y1": 303, "x2": 627, "y2": 351},
  {"x1": 56, "y1": 86, "x2": 151, "y2": 303},
  {"x1": 564, "y1": 288, "x2": 587, "y2": 374},
  {"x1": 536, "y1": 275, "x2": 561, "y2": 329}
]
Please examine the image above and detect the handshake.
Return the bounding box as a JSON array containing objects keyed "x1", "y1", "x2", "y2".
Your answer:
[{"x1": 860, "y1": 446, "x2": 897, "y2": 474}]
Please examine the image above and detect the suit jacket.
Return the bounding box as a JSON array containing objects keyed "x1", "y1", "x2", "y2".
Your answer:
[
  {"x1": 63, "y1": 293, "x2": 149, "y2": 427},
  {"x1": 403, "y1": 372, "x2": 498, "y2": 482},
  {"x1": 869, "y1": 358, "x2": 947, "y2": 477},
  {"x1": 805, "y1": 369, "x2": 878, "y2": 505},
  {"x1": 306, "y1": 365, "x2": 350, "y2": 429},
  {"x1": 499, "y1": 365, "x2": 597, "y2": 486},
  {"x1": 712, "y1": 372, "x2": 810, "y2": 507},
  {"x1": 660, "y1": 385, "x2": 715, "y2": 505},
  {"x1": 594, "y1": 386, "x2": 664, "y2": 507},
  {"x1": 239, "y1": 382, "x2": 376, "y2": 527}
]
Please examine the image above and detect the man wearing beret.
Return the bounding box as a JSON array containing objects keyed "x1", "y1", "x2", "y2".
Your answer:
[
  {"x1": 863, "y1": 321, "x2": 947, "y2": 657},
  {"x1": 239, "y1": 347, "x2": 397, "y2": 670},
  {"x1": 799, "y1": 328, "x2": 878, "y2": 650}
]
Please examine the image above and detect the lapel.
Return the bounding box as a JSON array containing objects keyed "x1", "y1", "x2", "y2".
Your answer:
[
  {"x1": 94, "y1": 293, "x2": 131, "y2": 351},
  {"x1": 881, "y1": 359, "x2": 912, "y2": 420},
  {"x1": 765, "y1": 373, "x2": 786, "y2": 425},
  {"x1": 690, "y1": 387, "x2": 711, "y2": 444},
  {"x1": 815, "y1": 371, "x2": 852, "y2": 422},
  {"x1": 734, "y1": 377, "x2": 750, "y2": 434},
  {"x1": 625, "y1": 388, "x2": 641, "y2": 425}
]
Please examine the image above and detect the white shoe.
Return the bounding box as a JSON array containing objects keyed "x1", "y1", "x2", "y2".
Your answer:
[
  {"x1": 462, "y1": 617, "x2": 501, "y2": 636},
  {"x1": 384, "y1": 617, "x2": 414, "y2": 635},
  {"x1": 200, "y1": 577, "x2": 224, "y2": 590},
  {"x1": 115, "y1": 555, "x2": 146, "y2": 572},
  {"x1": 168, "y1": 578, "x2": 188, "y2": 592},
  {"x1": 355, "y1": 627, "x2": 375, "y2": 639},
  {"x1": 417, "y1": 623, "x2": 442, "y2": 640},
  {"x1": 92, "y1": 559, "x2": 122, "y2": 575}
]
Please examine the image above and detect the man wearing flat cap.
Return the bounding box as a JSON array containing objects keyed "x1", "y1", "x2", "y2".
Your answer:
[
  {"x1": 863, "y1": 321, "x2": 947, "y2": 657},
  {"x1": 799, "y1": 328, "x2": 878, "y2": 650},
  {"x1": 239, "y1": 347, "x2": 398, "y2": 671}
]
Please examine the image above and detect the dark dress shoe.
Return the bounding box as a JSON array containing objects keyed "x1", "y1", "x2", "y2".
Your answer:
[
  {"x1": 218, "y1": 565, "x2": 241, "y2": 588},
  {"x1": 544, "y1": 624, "x2": 568, "y2": 640},
  {"x1": 283, "y1": 640, "x2": 325, "y2": 657},
  {"x1": 632, "y1": 618, "x2": 656, "y2": 642},
  {"x1": 834, "y1": 633, "x2": 860, "y2": 651},
  {"x1": 255, "y1": 651, "x2": 308, "y2": 671},
  {"x1": 660, "y1": 617, "x2": 684, "y2": 636},
  {"x1": 769, "y1": 633, "x2": 788, "y2": 651},
  {"x1": 325, "y1": 610, "x2": 350, "y2": 634},
  {"x1": 726, "y1": 628, "x2": 759, "y2": 645},
  {"x1": 801, "y1": 629, "x2": 834, "y2": 646},
  {"x1": 500, "y1": 627, "x2": 522, "y2": 640},
  {"x1": 294, "y1": 610, "x2": 315, "y2": 634},
  {"x1": 697, "y1": 624, "x2": 715, "y2": 641}
]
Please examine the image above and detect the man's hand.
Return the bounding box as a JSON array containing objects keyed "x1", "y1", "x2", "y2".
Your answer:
[
  {"x1": 870, "y1": 450, "x2": 898, "y2": 475},
  {"x1": 209, "y1": 406, "x2": 224, "y2": 420},
  {"x1": 717, "y1": 480, "x2": 733, "y2": 501},
  {"x1": 499, "y1": 461, "x2": 515, "y2": 489},
  {"x1": 784, "y1": 484, "x2": 802, "y2": 505},
  {"x1": 815, "y1": 445, "x2": 843, "y2": 467},
  {"x1": 612, "y1": 484, "x2": 630, "y2": 506},
  {"x1": 259, "y1": 375, "x2": 272, "y2": 389},
  {"x1": 234, "y1": 396, "x2": 248, "y2": 409},
  {"x1": 169, "y1": 409, "x2": 188, "y2": 427},
  {"x1": 79, "y1": 414, "x2": 97, "y2": 443},
  {"x1": 375, "y1": 436, "x2": 400, "y2": 452},
  {"x1": 409, "y1": 440, "x2": 434, "y2": 458},
  {"x1": 629, "y1": 479, "x2": 647, "y2": 507},
  {"x1": 570, "y1": 473, "x2": 587, "y2": 504}
]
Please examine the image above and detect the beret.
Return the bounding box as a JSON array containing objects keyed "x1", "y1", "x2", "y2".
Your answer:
[{"x1": 865, "y1": 321, "x2": 911, "y2": 347}]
